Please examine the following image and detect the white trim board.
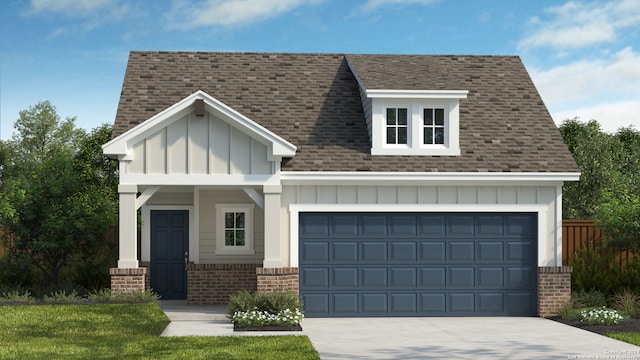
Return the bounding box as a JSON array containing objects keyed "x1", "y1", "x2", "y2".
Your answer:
[{"x1": 288, "y1": 203, "x2": 550, "y2": 268}]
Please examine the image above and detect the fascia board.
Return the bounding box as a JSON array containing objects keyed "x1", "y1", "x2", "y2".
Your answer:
[
  {"x1": 280, "y1": 171, "x2": 581, "y2": 186},
  {"x1": 366, "y1": 89, "x2": 469, "y2": 99}
]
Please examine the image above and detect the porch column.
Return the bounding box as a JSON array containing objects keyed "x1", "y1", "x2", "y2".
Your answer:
[
  {"x1": 117, "y1": 184, "x2": 139, "y2": 268},
  {"x1": 262, "y1": 184, "x2": 282, "y2": 268}
]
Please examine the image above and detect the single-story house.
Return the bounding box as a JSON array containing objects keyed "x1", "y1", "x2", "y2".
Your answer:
[{"x1": 103, "y1": 52, "x2": 580, "y2": 317}]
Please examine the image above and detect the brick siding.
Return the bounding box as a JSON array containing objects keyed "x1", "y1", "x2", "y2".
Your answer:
[
  {"x1": 256, "y1": 267, "x2": 299, "y2": 293},
  {"x1": 186, "y1": 263, "x2": 261, "y2": 305},
  {"x1": 140, "y1": 261, "x2": 151, "y2": 291},
  {"x1": 110, "y1": 267, "x2": 147, "y2": 293},
  {"x1": 538, "y1": 266, "x2": 572, "y2": 317}
]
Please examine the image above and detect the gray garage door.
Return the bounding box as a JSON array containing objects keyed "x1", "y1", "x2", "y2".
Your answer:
[{"x1": 299, "y1": 213, "x2": 537, "y2": 317}]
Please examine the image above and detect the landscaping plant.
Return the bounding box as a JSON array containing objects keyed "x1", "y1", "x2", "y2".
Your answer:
[
  {"x1": 580, "y1": 307, "x2": 626, "y2": 325},
  {"x1": 611, "y1": 288, "x2": 640, "y2": 318},
  {"x1": 227, "y1": 290, "x2": 303, "y2": 327}
]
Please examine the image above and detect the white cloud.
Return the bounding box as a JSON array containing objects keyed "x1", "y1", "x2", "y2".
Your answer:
[
  {"x1": 518, "y1": 0, "x2": 640, "y2": 50},
  {"x1": 165, "y1": 0, "x2": 323, "y2": 30},
  {"x1": 359, "y1": 0, "x2": 439, "y2": 13},
  {"x1": 26, "y1": 0, "x2": 117, "y2": 18},
  {"x1": 530, "y1": 47, "x2": 640, "y2": 105},
  {"x1": 552, "y1": 100, "x2": 640, "y2": 133},
  {"x1": 529, "y1": 47, "x2": 640, "y2": 133}
]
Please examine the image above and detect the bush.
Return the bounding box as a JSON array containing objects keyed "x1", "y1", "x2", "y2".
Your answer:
[
  {"x1": 611, "y1": 288, "x2": 640, "y2": 318},
  {"x1": 87, "y1": 289, "x2": 160, "y2": 303},
  {"x1": 580, "y1": 307, "x2": 626, "y2": 325},
  {"x1": 569, "y1": 245, "x2": 640, "y2": 296},
  {"x1": 43, "y1": 290, "x2": 81, "y2": 303},
  {"x1": 232, "y1": 308, "x2": 304, "y2": 327},
  {"x1": 559, "y1": 295, "x2": 584, "y2": 320},
  {"x1": 227, "y1": 290, "x2": 301, "y2": 321},
  {"x1": 0, "y1": 289, "x2": 36, "y2": 303},
  {"x1": 574, "y1": 288, "x2": 607, "y2": 308}
]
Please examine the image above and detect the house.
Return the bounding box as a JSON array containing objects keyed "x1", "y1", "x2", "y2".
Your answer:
[{"x1": 103, "y1": 52, "x2": 580, "y2": 317}]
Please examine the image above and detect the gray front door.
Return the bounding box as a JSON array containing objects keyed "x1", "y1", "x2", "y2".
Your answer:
[
  {"x1": 299, "y1": 212, "x2": 538, "y2": 317},
  {"x1": 151, "y1": 210, "x2": 188, "y2": 300}
]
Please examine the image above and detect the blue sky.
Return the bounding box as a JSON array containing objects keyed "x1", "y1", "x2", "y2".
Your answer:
[{"x1": 1, "y1": 0, "x2": 639, "y2": 140}]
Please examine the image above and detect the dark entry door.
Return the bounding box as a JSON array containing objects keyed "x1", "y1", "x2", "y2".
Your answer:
[{"x1": 151, "y1": 210, "x2": 188, "y2": 300}]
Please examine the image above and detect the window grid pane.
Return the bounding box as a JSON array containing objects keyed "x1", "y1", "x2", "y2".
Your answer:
[
  {"x1": 386, "y1": 108, "x2": 408, "y2": 145},
  {"x1": 423, "y1": 108, "x2": 445, "y2": 145}
]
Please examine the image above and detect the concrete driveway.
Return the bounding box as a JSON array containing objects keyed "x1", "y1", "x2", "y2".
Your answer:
[
  {"x1": 302, "y1": 317, "x2": 640, "y2": 360},
  {"x1": 159, "y1": 302, "x2": 640, "y2": 359}
]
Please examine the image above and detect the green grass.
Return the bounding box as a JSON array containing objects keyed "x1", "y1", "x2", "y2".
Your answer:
[
  {"x1": 0, "y1": 303, "x2": 319, "y2": 360},
  {"x1": 606, "y1": 332, "x2": 640, "y2": 346}
]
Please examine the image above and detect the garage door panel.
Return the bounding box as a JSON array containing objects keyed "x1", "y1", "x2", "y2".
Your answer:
[
  {"x1": 333, "y1": 294, "x2": 358, "y2": 313},
  {"x1": 390, "y1": 215, "x2": 417, "y2": 235},
  {"x1": 418, "y1": 215, "x2": 446, "y2": 235},
  {"x1": 333, "y1": 268, "x2": 358, "y2": 287},
  {"x1": 301, "y1": 242, "x2": 329, "y2": 262},
  {"x1": 390, "y1": 267, "x2": 417, "y2": 287},
  {"x1": 421, "y1": 293, "x2": 446, "y2": 312},
  {"x1": 333, "y1": 242, "x2": 358, "y2": 262},
  {"x1": 361, "y1": 293, "x2": 387, "y2": 313},
  {"x1": 421, "y1": 242, "x2": 446, "y2": 262},
  {"x1": 477, "y1": 267, "x2": 503, "y2": 287},
  {"x1": 421, "y1": 268, "x2": 446, "y2": 287},
  {"x1": 300, "y1": 213, "x2": 537, "y2": 317},
  {"x1": 449, "y1": 293, "x2": 475, "y2": 312},
  {"x1": 506, "y1": 267, "x2": 535, "y2": 288},
  {"x1": 391, "y1": 241, "x2": 417, "y2": 261},
  {"x1": 332, "y1": 215, "x2": 359, "y2": 236},
  {"x1": 448, "y1": 215, "x2": 475, "y2": 236},
  {"x1": 361, "y1": 267, "x2": 388, "y2": 287},
  {"x1": 476, "y1": 216, "x2": 504, "y2": 236},
  {"x1": 477, "y1": 241, "x2": 504, "y2": 261},
  {"x1": 303, "y1": 294, "x2": 329, "y2": 314},
  {"x1": 391, "y1": 294, "x2": 417, "y2": 313},
  {"x1": 449, "y1": 267, "x2": 475, "y2": 287},
  {"x1": 449, "y1": 242, "x2": 475, "y2": 261},
  {"x1": 477, "y1": 293, "x2": 504, "y2": 312},
  {"x1": 302, "y1": 268, "x2": 329, "y2": 288},
  {"x1": 360, "y1": 215, "x2": 387, "y2": 236},
  {"x1": 361, "y1": 242, "x2": 387, "y2": 262}
]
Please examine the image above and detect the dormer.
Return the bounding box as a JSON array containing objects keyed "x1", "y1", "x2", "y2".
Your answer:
[
  {"x1": 368, "y1": 90, "x2": 468, "y2": 155},
  {"x1": 346, "y1": 56, "x2": 468, "y2": 156}
]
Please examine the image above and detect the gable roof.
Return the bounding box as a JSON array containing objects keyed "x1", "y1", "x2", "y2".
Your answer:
[
  {"x1": 103, "y1": 89, "x2": 296, "y2": 160},
  {"x1": 112, "y1": 51, "x2": 579, "y2": 173}
]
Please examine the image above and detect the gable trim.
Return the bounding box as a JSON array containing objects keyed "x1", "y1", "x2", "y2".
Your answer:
[{"x1": 103, "y1": 90, "x2": 296, "y2": 161}]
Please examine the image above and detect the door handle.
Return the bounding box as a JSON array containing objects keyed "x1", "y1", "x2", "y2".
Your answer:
[{"x1": 184, "y1": 251, "x2": 189, "y2": 264}]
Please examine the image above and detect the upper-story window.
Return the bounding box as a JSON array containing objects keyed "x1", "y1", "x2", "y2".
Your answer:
[
  {"x1": 368, "y1": 90, "x2": 467, "y2": 156},
  {"x1": 423, "y1": 108, "x2": 445, "y2": 145},
  {"x1": 386, "y1": 108, "x2": 408, "y2": 145}
]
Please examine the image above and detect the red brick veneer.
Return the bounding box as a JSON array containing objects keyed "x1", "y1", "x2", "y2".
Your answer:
[
  {"x1": 256, "y1": 267, "x2": 299, "y2": 293},
  {"x1": 186, "y1": 263, "x2": 261, "y2": 305},
  {"x1": 538, "y1": 266, "x2": 572, "y2": 317},
  {"x1": 110, "y1": 267, "x2": 146, "y2": 293}
]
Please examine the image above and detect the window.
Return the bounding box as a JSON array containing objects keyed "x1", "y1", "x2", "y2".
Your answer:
[
  {"x1": 215, "y1": 204, "x2": 254, "y2": 255},
  {"x1": 423, "y1": 108, "x2": 445, "y2": 145},
  {"x1": 385, "y1": 107, "x2": 408, "y2": 145}
]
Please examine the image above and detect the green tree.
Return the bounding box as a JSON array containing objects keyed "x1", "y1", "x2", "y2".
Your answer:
[
  {"x1": 0, "y1": 101, "x2": 118, "y2": 290},
  {"x1": 559, "y1": 118, "x2": 620, "y2": 219}
]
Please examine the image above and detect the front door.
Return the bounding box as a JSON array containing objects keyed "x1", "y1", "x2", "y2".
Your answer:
[{"x1": 151, "y1": 210, "x2": 188, "y2": 300}]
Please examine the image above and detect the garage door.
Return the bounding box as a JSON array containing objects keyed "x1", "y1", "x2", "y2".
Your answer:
[{"x1": 299, "y1": 213, "x2": 537, "y2": 317}]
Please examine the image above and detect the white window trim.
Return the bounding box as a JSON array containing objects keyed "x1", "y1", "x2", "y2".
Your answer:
[
  {"x1": 371, "y1": 98, "x2": 462, "y2": 156},
  {"x1": 215, "y1": 204, "x2": 255, "y2": 255}
]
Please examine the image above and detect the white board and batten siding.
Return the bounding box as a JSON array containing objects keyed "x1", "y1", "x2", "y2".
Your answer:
[
  {"x1": 126, "y1": 112, "x2": 273, "y2": 176},
  {"x1": 282, "y1": 184, "x2": 562, "y2": 267}
]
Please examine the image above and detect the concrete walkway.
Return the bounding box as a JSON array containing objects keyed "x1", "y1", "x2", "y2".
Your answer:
[{"x1": 159, "y1": 301, "x2": 640, "y2": 359}]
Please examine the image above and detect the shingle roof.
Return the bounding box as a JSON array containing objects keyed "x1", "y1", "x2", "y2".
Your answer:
[{"x1": 113, "y1": 51, "x2": 579, "y2": 173}]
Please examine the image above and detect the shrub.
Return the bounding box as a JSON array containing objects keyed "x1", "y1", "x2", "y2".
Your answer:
[
  {"x1": 574, "y1": 288, "x2": 607, "y2": 308},
  {"x1": 569, "y1": 245, "x2": 619, "y2": 295},
  {"x1": 43, "y1": 290, "x2": 81, "y2": 303},
  {"x1": 0, "y1": 290, "x2": 36, "y2": 303},
  {"x1": 87, "y1": 289, "x2": 159, "y2": 303},
  {"x1": 559, "y1": 294, "x2": 584, "y2": 320},
  {"x1": 580, "y1": 307, "x2": 625, "y2": 325},
  {"x1": 232, "y1": 308, "x2": 304, "y2": 327},
  {"x1": 611, "y1": 288, "x2": 640, "y2": 318},
  {"x1": 227, "y1": 290, "x2": 301, "y2": 322}
]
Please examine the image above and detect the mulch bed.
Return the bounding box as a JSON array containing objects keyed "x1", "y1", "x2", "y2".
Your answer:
[
  {"x1": 233, "y1": 323, "x2": 302, "y2": 332},
  {"x1": 550, "y1": 316, "x2": 640, "y2": 335}
]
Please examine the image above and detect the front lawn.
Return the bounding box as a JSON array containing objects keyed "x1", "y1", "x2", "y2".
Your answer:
[
  {"x1": 606, "y1": 333, "x2": 640, "y2": 346},
  {"x1": 0, "y1": 303, "x2": 319, "y2": 360}
]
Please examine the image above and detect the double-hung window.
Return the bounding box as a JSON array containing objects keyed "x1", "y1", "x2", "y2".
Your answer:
[
  {"x1": 386, "y1": 107, "x2": 408, "y2": 145},
  {"x1": 215, "y1": 204, "x2": 254, "y2": 255},
  {"x1": 423, "y1": 108, "x2": 446, "y2": 145}
]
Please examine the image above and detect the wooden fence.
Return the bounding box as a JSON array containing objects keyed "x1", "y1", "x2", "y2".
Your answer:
[{"x1": 562, "y1": 219, "x2": 638, "y2": 266}]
